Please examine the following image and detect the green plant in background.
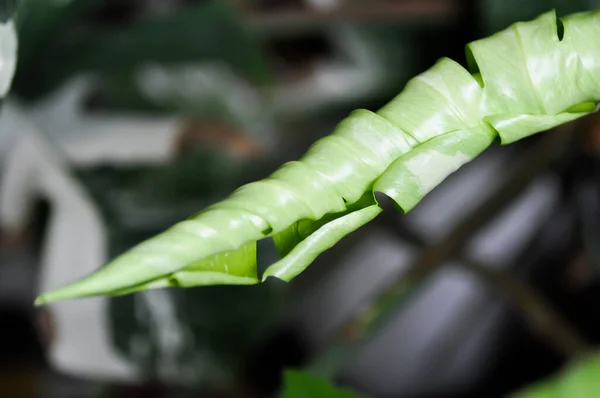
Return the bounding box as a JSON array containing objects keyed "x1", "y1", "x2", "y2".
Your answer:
[
  {"x1": 35, "y1": 9, "x2": 600, "y2": 304},
  {"x1": 12, "y1": 0, "x2": 271, "y2": 101},
  {"x1": 507, "y1": 352, "x2": 600, "y2": 397},
  {"x1": 279, "y1": 353, "x2": 600, "y2": 398},
  {"x1": 480, "y1": 0, "x2": 595, "y2": 34},
  {"x1": 279, "y1": 370, "x2": 362, "y2": 398}
]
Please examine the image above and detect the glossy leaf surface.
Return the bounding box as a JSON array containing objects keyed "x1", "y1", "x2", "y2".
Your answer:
[{"x1": 36, "y1": 9, "x2": 600, "y2": 304}]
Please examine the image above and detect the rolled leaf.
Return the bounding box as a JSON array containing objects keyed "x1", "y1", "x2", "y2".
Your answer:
[
  {"x1": 264, "y1": 204, "x2": 382, "y2": 282},
  {"x1": 36, "y1": 9, "x2": 600, "y2": 304},
  {"x1": 374, "y1": 126, "x2": 495, "y2": 212}
]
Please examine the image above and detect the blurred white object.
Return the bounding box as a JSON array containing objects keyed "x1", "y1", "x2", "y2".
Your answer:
[
  {"x1": 269, "y1": 24, "x2": 404, "y2": 116},
  {"x1": 0, "y1": 19, "x2": 17, "y2": 97},
  {"x1": 0, "y1": 102, "x2": 139, "y2": 381},
  {"x1": 136, "y1": 62, "x2": 276, "y2": 150},
  {"x1": 0, "y1": 18, "x2": 17, "y2": 155},
  {"x1": 344, "y1": 174, "x2": 560, "y2": 397},
  {"x1": 0, "y1": 88, "x2": 218, "y2": 383},
  {"x1": 305, "y1": 0, "x2": 344, "y2": 12},
  {"x1": 29, "y1": 75, "x2": 181, "y2": 166}
]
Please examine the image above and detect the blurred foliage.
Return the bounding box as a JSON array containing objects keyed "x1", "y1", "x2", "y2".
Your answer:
[
  {"x1": 480, "y1": 0, "x2": 596, "y2": 33},
  {"x1": 77, "y1": 148, "x2": 268, "y2": 209},
  {"x1": 279, "y1": 370, "x2": 362, "y2": 398},
  {"x1": 512, "y1": 353, "x2": 600, "y2": 397},
  {"x1": 12, "y1": 0, "x2": 271, "y2": 101},
  {"x1": 0, "y1": 0, "x2": 16, "y2": 22}
]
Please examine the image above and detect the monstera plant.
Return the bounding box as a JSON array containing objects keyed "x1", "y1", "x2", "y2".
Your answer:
[{"x1": 35, "y1": 9, "x2": 600, "y2": 304}]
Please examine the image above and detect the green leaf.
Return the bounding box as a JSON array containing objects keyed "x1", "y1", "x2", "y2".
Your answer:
[
  {"x1": 279, "y1": 370, "x2": 363, "y2": 398},
  {"x1": 510, "y1": 378, "x2": 558, "y2": 398},
  {"x1": 378, "y1": 57, "x2": 487, "y2": 143},
  {"x1": 467, "y1": 10, "x2": 599, "y2": 144},
  {"x1": 264, "y1": 204, "x2": 382, "y2": 282},
  {"x1": 35, "y1": 241, "x2": 259, "y2": 304},
  {"x1": 557, "y1": 354, "x2": 600, "y2": 396},
  {"x1": 270, "y1": 192, "x2": 381, "y2": 269},
  {"x1": 510, "y1": 353, "x2": 600, "y2": 398},
  {"x1": 35, "y1": 9, "x2": 600, "y2": 304},
  {"x1": 374, "y1": 126, "x2": 495, "y2": 212}
]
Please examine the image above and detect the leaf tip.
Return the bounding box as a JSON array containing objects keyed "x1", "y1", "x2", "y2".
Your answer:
[
  {"x1": 34, "y1": 295, "x2": 50, "y2": 307},
  {"x1": 261, "y1": 272, "x2": 284, "y2": 283}
]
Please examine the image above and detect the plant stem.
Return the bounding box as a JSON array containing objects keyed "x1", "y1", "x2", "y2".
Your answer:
[{"x1": 459, "y1": 258, "x2": 589, "y2": 358}]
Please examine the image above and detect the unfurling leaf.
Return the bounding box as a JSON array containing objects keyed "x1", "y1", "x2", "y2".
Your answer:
[{"x1": 36, "y1": 9, "x2": 600, "y2": 304}]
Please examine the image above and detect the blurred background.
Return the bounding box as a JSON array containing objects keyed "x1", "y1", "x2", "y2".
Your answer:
[{"x1": 1, "y1": 0, "x2": 600, "y2": 397}]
